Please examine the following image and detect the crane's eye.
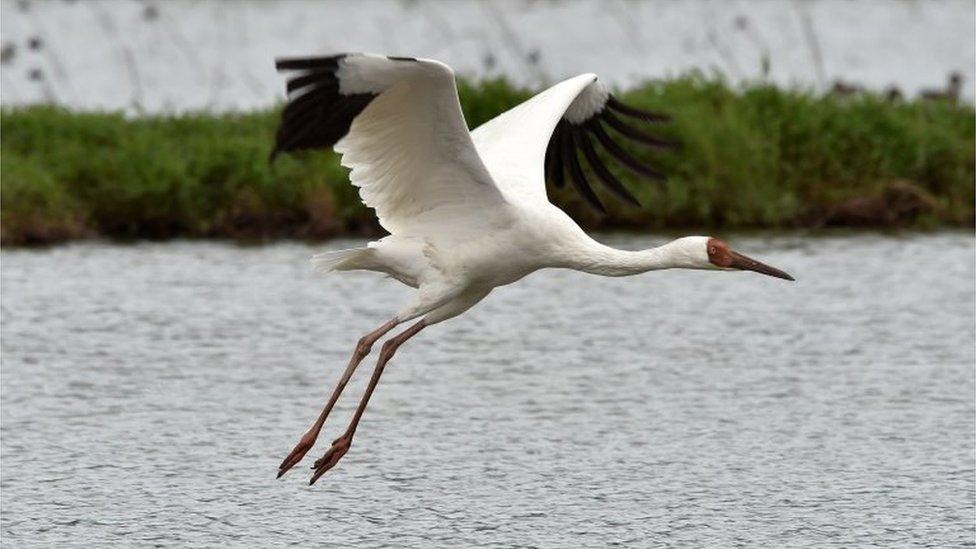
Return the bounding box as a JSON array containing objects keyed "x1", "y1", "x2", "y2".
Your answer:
[{"x1": 709, "y1": 246, "x2": 717, "y2": 255}]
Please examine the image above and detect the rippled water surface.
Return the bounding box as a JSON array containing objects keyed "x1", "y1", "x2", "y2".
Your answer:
[{"x1": 2, "y1": 233, "x2": 974, "y2": 547}]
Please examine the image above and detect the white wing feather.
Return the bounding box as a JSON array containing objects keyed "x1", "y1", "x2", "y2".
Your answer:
[
  {"x1": 334, "y1": 55, "x2": 509, "y2": 238},
  {"x1": 469, "y1": 73, "x2": 599, "y2": 204}
]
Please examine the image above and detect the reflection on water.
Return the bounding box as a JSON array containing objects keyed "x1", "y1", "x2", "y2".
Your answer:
[{"x1": 1, "y1": 233, "x2": 973, "y2": 547}]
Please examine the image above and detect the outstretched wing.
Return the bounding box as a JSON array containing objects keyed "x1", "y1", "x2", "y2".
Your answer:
[
  {"x1": 471, "y1": 74, "x2": 676, "y2": 213},
  {"x1": 271, "y1": 53, "x2": 508, "y2": 237}
]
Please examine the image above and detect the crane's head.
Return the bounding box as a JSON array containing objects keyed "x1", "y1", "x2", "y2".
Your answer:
[
  {"x1": 704, "y1": 237, "x2": 794, "y2": 280},
  {"x1": 667, "y1": 236, "x2": 794, "y2": 281}
]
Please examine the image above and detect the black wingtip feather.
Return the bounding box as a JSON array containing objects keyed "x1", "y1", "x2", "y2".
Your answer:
[
  {"x1": 606, "y1": 95, "x2": 671, "y2": 123},
  {"x1": 601, "y1": 110, "x2": 680, "y2": 150},
  {"x1": 586, "y1": 120, "x2": 667, "y2": 182},
  {"x1": 270, "y1": 54, "x2": 377, "y2": 161},
  {"x1": 576, "y1": 129, "x2": 641, "y2": 207},
  {"x1": 543, "y1": 92, "x2": 676, "y2": 211},
  {"x1": 275, "y1": 55, "x2": 345, "y2": 72},
  {"x1": 561, "y1": 124, "x2": 606, "y2": 214},
  {"x1": 545, "y1": 135, "x2": 565, "y2": 189}
]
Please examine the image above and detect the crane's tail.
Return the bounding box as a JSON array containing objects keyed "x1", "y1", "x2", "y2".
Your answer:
[{"x1": 310, "y1": 247, "x2": 372, "y2": 274}]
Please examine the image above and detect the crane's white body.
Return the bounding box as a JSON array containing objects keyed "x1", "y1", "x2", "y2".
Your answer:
[
  {"x1": 310, "y1": 55, "x2": 715, "y2": 325},
  {"x1": 274, "y1": 53, "x2": 792, "y2": 483}
]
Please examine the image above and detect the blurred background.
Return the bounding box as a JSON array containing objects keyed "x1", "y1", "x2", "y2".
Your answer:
[
  {"x1": 1, "y1": 1, "x2": 974, "y2": 547},
  {"x1": 1, "y1": 0, "x2": 974, "y2": 244},
  {"x1": 2, "y1": 0, "x2": 974, "y2": 111}
]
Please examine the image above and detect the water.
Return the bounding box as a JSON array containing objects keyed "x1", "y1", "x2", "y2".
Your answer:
[{"x1": 1, "y1": 233, "x2": 973, "y2": 547}]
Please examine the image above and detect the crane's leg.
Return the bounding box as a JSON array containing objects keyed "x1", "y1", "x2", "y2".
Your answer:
[
  {"x1": 308, "y1": 319, "x2": 427, "y2": 485},
  {"x1": 277, "y1": 318, "x2": 399, "y2": 478}
]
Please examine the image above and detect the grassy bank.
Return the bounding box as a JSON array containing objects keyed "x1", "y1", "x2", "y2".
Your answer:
[{"x1": 2, "y1": 75, "x2": 973, "y2": 245}]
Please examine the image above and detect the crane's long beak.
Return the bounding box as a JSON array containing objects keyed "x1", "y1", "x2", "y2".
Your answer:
[{"x1": 729, "y1": 250, "x2": 795, "y2": 281}]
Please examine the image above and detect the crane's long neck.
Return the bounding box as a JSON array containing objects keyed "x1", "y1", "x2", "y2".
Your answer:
[{"x1": 564, "y1": 238, "x2": 699, "y2": 277}]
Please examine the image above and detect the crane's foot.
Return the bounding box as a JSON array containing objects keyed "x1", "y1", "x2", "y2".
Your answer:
[
  {"x1": 309, "y1": 435, "x2": 352, "y2": 485},
  {"x1": 277, "y1": 431, "x2": 317, "y2": 479}
]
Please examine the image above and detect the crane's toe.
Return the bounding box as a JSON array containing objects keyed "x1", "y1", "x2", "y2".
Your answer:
[
  {"x1": 309, "y1": 435, "x2": 352, "y2": 485},
  {"x1": 277, "y1": 432, "x2": 317, "y2": 479}
]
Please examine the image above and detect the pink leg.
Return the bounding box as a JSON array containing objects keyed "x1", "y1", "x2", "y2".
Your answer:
[
  {"x1": 309, "y1": 319, "x2": 427, "y2": 485},
  {"x1": 277, "y1": 318, "x2": 399, "y2": 478}
]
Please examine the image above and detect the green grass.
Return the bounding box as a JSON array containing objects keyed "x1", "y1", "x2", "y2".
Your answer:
[{"x1": 2, "y1": 74, "x2": 973, "y2": 245}]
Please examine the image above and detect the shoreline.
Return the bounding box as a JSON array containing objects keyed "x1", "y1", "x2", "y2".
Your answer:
[
  {"x1": 4, "y1": 227, "x2": 973, "y2": 252},
  {"x1": 3, "y1": 76, "x2": 973, "y2": 247}
]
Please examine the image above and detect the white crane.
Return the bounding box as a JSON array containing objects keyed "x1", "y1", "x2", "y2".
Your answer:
[{"x1": 270, "y1": 54, "x2": 794, "y2": 484}]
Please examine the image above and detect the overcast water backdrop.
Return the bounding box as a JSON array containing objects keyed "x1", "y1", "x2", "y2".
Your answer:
[
  {"x1": 1, "y1": 233, "x2": 973, "y2": 547},
  {"x1": 1, "y1": 0, "x2": 974, "y2": 112}
]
